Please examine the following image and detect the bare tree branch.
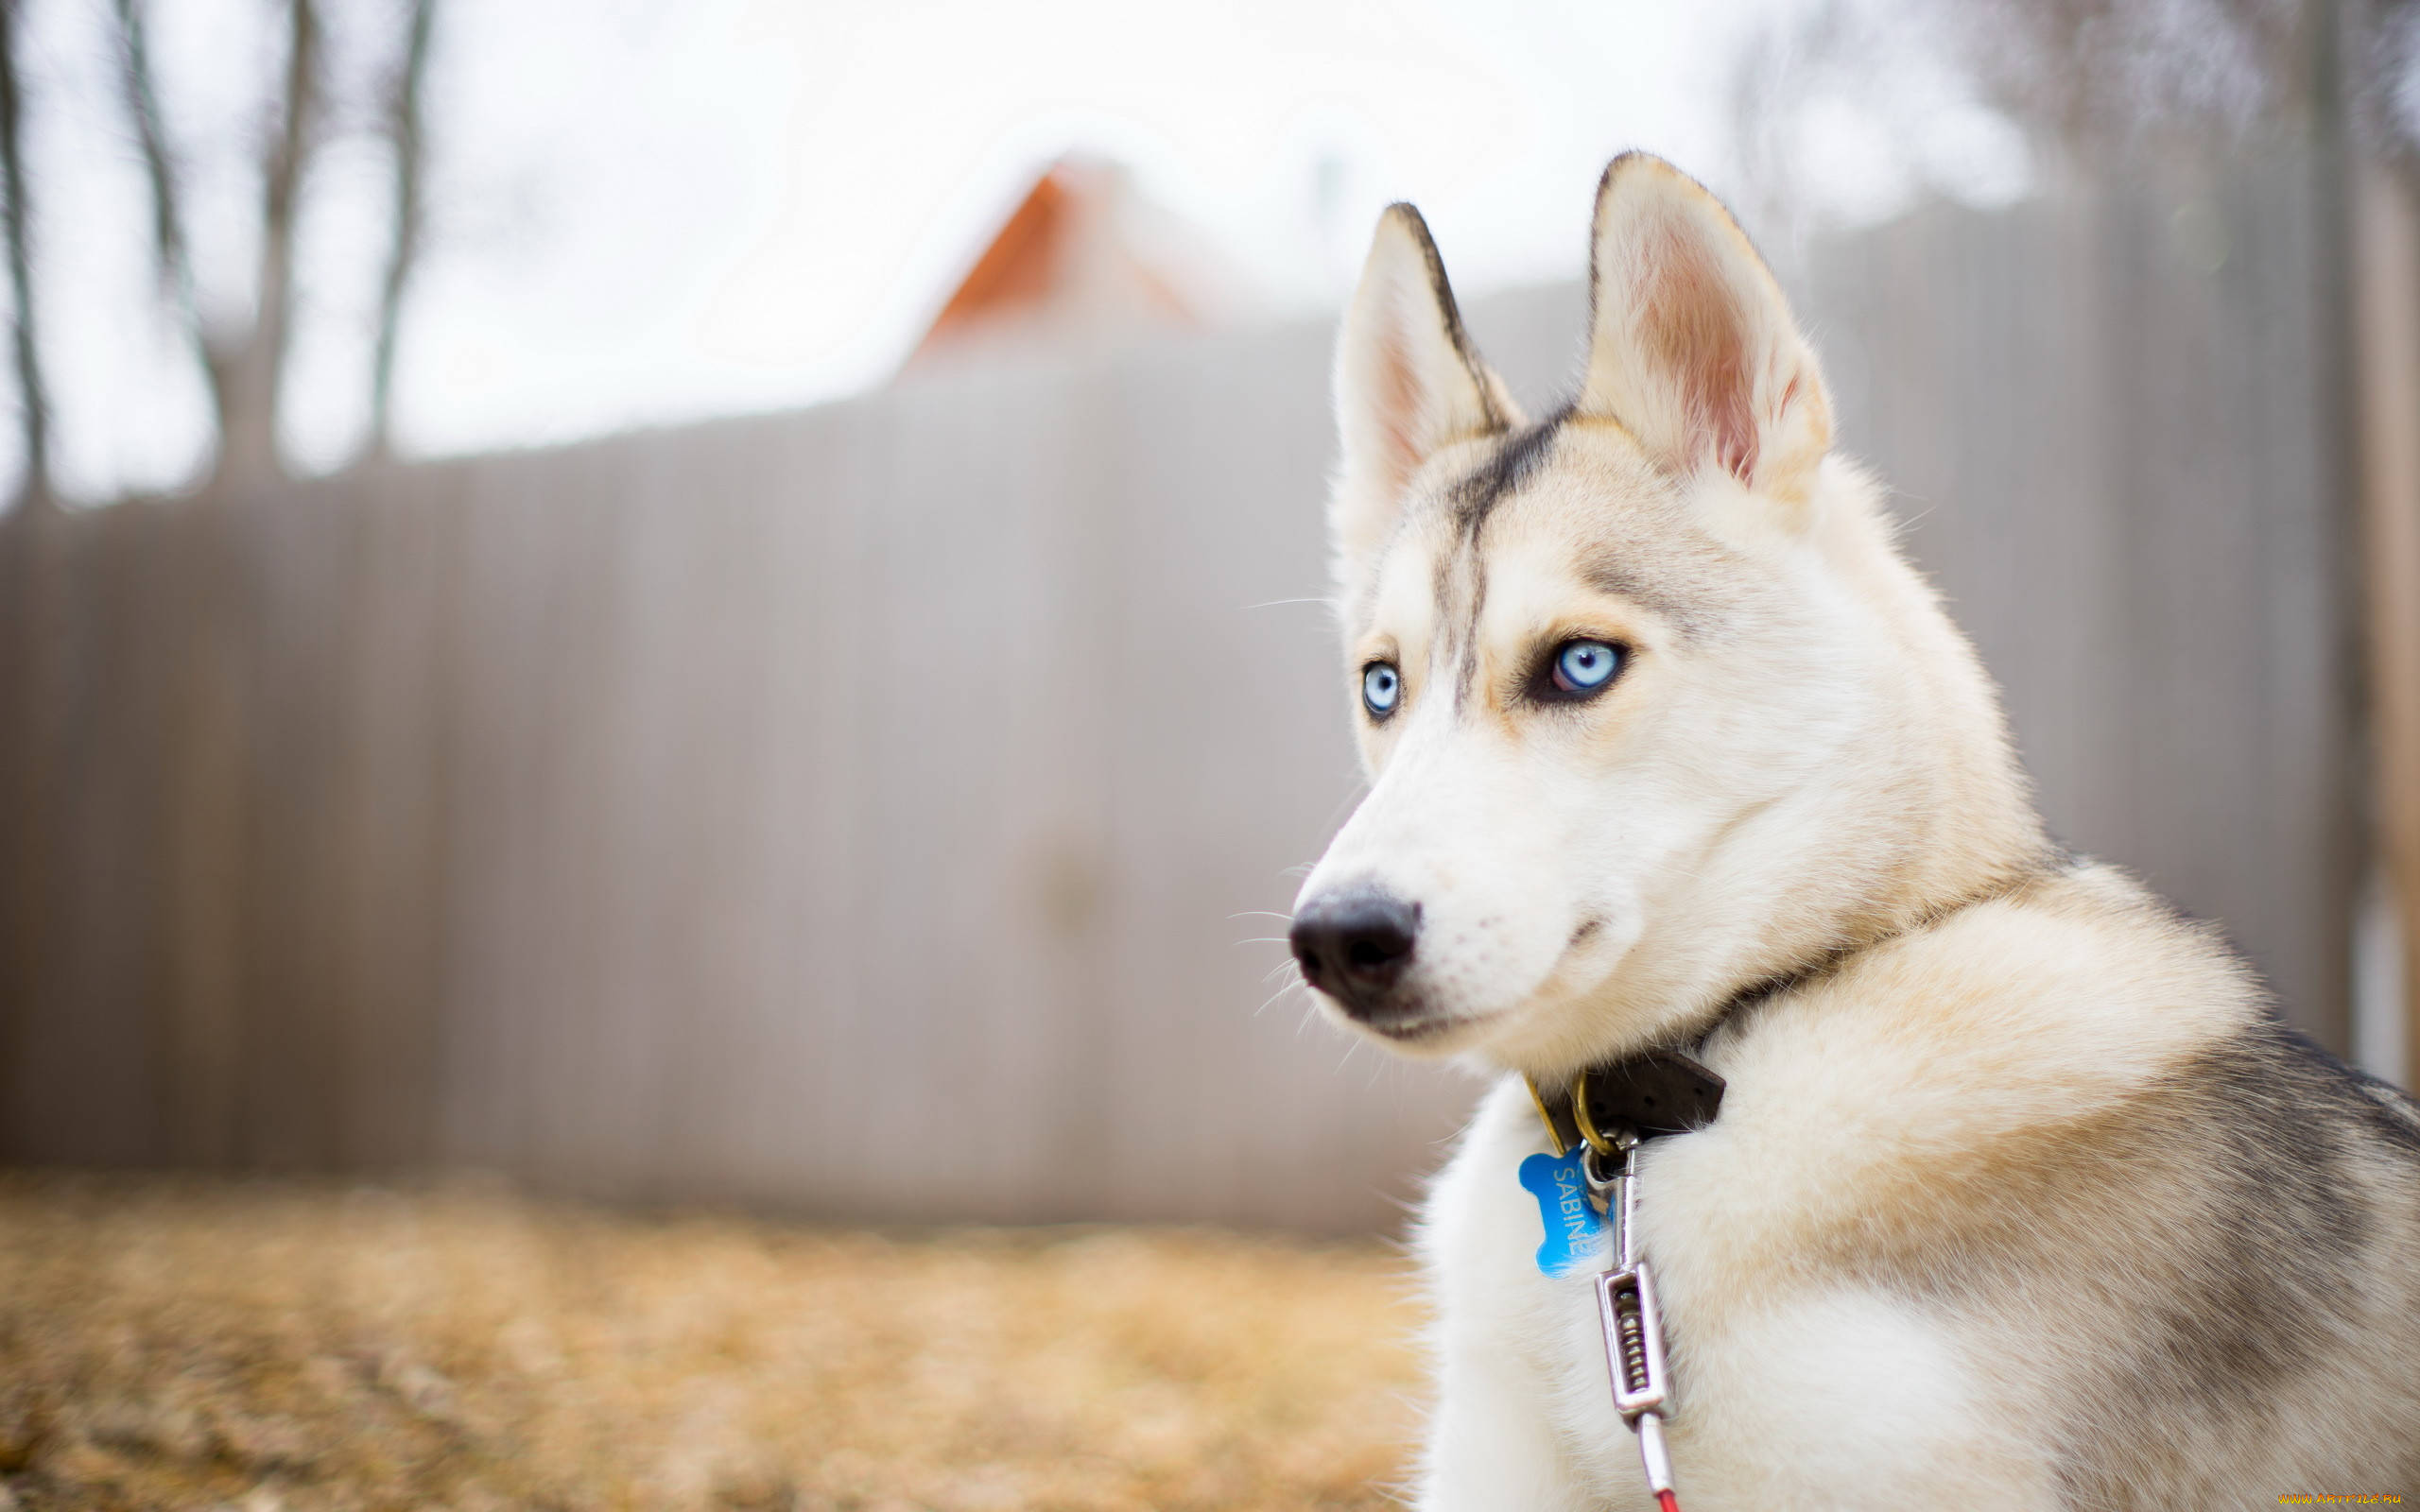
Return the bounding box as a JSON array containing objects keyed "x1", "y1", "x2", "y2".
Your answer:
[
  {"x1": 0, "y1": 0, "x2": 48, "y2": 509},
  {"x1": 370, "y1": 0, "x2": 434, "y2": 458},
  {"x1": 112, "y1": 0, "x2": 232, "y2": 449},
  {"x1": 219, "y1": 0, "x2": 320, "y2": 490}
]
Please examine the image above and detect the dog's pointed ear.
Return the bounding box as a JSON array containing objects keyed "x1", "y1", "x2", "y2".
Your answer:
[
  {"x1": 1576, "y1": 154, "x2": 1830, "y2": 505},
  {"x1": 1333, "y1": 204, "x2": 1520, "y2": 568}
]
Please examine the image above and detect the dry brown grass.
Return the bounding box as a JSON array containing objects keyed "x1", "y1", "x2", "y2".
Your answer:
[{"x1": 0, "y1": 1174, "x2": 1428, "y2": 1512}]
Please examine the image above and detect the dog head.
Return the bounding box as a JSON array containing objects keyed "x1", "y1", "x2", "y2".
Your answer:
[{"x1": 1289, "y1": 154, "x2": 2040, "y2": 1074}]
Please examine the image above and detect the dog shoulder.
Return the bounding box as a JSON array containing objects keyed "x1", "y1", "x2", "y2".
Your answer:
[{"x1": 1654, "y1": 861, "x2": 2420, "y2": 1493}]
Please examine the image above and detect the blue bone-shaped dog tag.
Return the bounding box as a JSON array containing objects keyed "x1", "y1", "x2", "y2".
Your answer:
[{"x1": 1519, "y1": 1147, "x2": 1606, "y2": 1277}]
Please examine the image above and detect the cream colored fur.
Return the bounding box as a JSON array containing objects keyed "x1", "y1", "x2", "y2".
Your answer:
[{"x1": 1297, "y1": 154, "x2": 2420, "y2": 1508}]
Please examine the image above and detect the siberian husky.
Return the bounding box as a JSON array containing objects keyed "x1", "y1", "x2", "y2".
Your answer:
[{"x1": 1288, "y1": 153, "x2": 2420, "y2": 1509}]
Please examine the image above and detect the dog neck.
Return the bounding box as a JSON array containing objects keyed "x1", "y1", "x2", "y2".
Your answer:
[{"x1": 1527, "y1": 860, "x2": 2051, "y2": 1123}]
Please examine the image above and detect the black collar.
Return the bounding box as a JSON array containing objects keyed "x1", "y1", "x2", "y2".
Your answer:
[
  {"x1": 1530, "y1": 1046, "x2": 1726, "y2": 1154},
  {"x1": 1527, "y1": 955, "x2": 1817, "y2": 1152}
]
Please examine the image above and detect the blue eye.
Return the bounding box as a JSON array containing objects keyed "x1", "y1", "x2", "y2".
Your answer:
[
  {"x1": 1550, "y1": 639, "x2": 1622, "y2": 696},
  {"x1": 1361, "y1": 662, "x2": 1401, "y2": 717}
]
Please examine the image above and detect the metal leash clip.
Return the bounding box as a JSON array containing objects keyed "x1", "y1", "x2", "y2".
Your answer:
[{"x1": 1577, "y1": 1079, "x2": 1682, "y2": 1509}]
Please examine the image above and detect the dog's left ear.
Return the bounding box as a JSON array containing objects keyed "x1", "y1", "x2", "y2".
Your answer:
[
  {"x1": 1333, "y1": 204, "x2": 1521, "y2": 572},
  {"x1": 1577, "y1": 154, "x2": 1830, "y2": 506}
]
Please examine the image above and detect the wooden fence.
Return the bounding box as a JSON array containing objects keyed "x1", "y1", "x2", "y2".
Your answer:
[{"x1": 0, "y1": 151, "x2": 2364, "y2": 1231}]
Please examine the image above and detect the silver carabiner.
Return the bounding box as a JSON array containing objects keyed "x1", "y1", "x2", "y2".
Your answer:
[{"x1": 1595, "y1": 1260, "x2": 1670, "y2": 1421}]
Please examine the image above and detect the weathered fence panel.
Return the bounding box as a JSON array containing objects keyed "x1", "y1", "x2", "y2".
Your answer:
[
  {"x1": 1804, "y1": 154, "x2": 2358, "y2": 1046},
  {"x1": 0, "y1": 155, "x2": 2360, "y2": 1229}
]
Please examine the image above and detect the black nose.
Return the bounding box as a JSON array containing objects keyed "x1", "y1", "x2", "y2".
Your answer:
[{"x1": 1290, "y1": 888, "x2": 1420, "y2": 1018}]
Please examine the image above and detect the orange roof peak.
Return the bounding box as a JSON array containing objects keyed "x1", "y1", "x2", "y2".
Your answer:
[{"x1": 907, "y1": 156, "x2": 1257, "y2": 372}]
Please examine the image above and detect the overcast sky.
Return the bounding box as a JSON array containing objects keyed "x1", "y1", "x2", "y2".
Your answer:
[{"x1": 18, "y1": 0, "x2": 2030, "y2": 502}]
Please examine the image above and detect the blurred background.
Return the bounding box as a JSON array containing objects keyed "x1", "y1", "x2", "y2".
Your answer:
[{"x1": 0, "y1": 0, "x2": 2417, "y2": 1235}]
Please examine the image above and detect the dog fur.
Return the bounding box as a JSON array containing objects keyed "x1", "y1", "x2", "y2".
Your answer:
[{"x1": 1290, "y1": 153, "x2": 2420, "y2": 1509}]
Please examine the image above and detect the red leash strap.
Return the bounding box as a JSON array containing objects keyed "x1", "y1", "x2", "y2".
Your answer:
[{"x1": 1627, "y1": 1404, "x2": 1680, "y2": 1509}]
